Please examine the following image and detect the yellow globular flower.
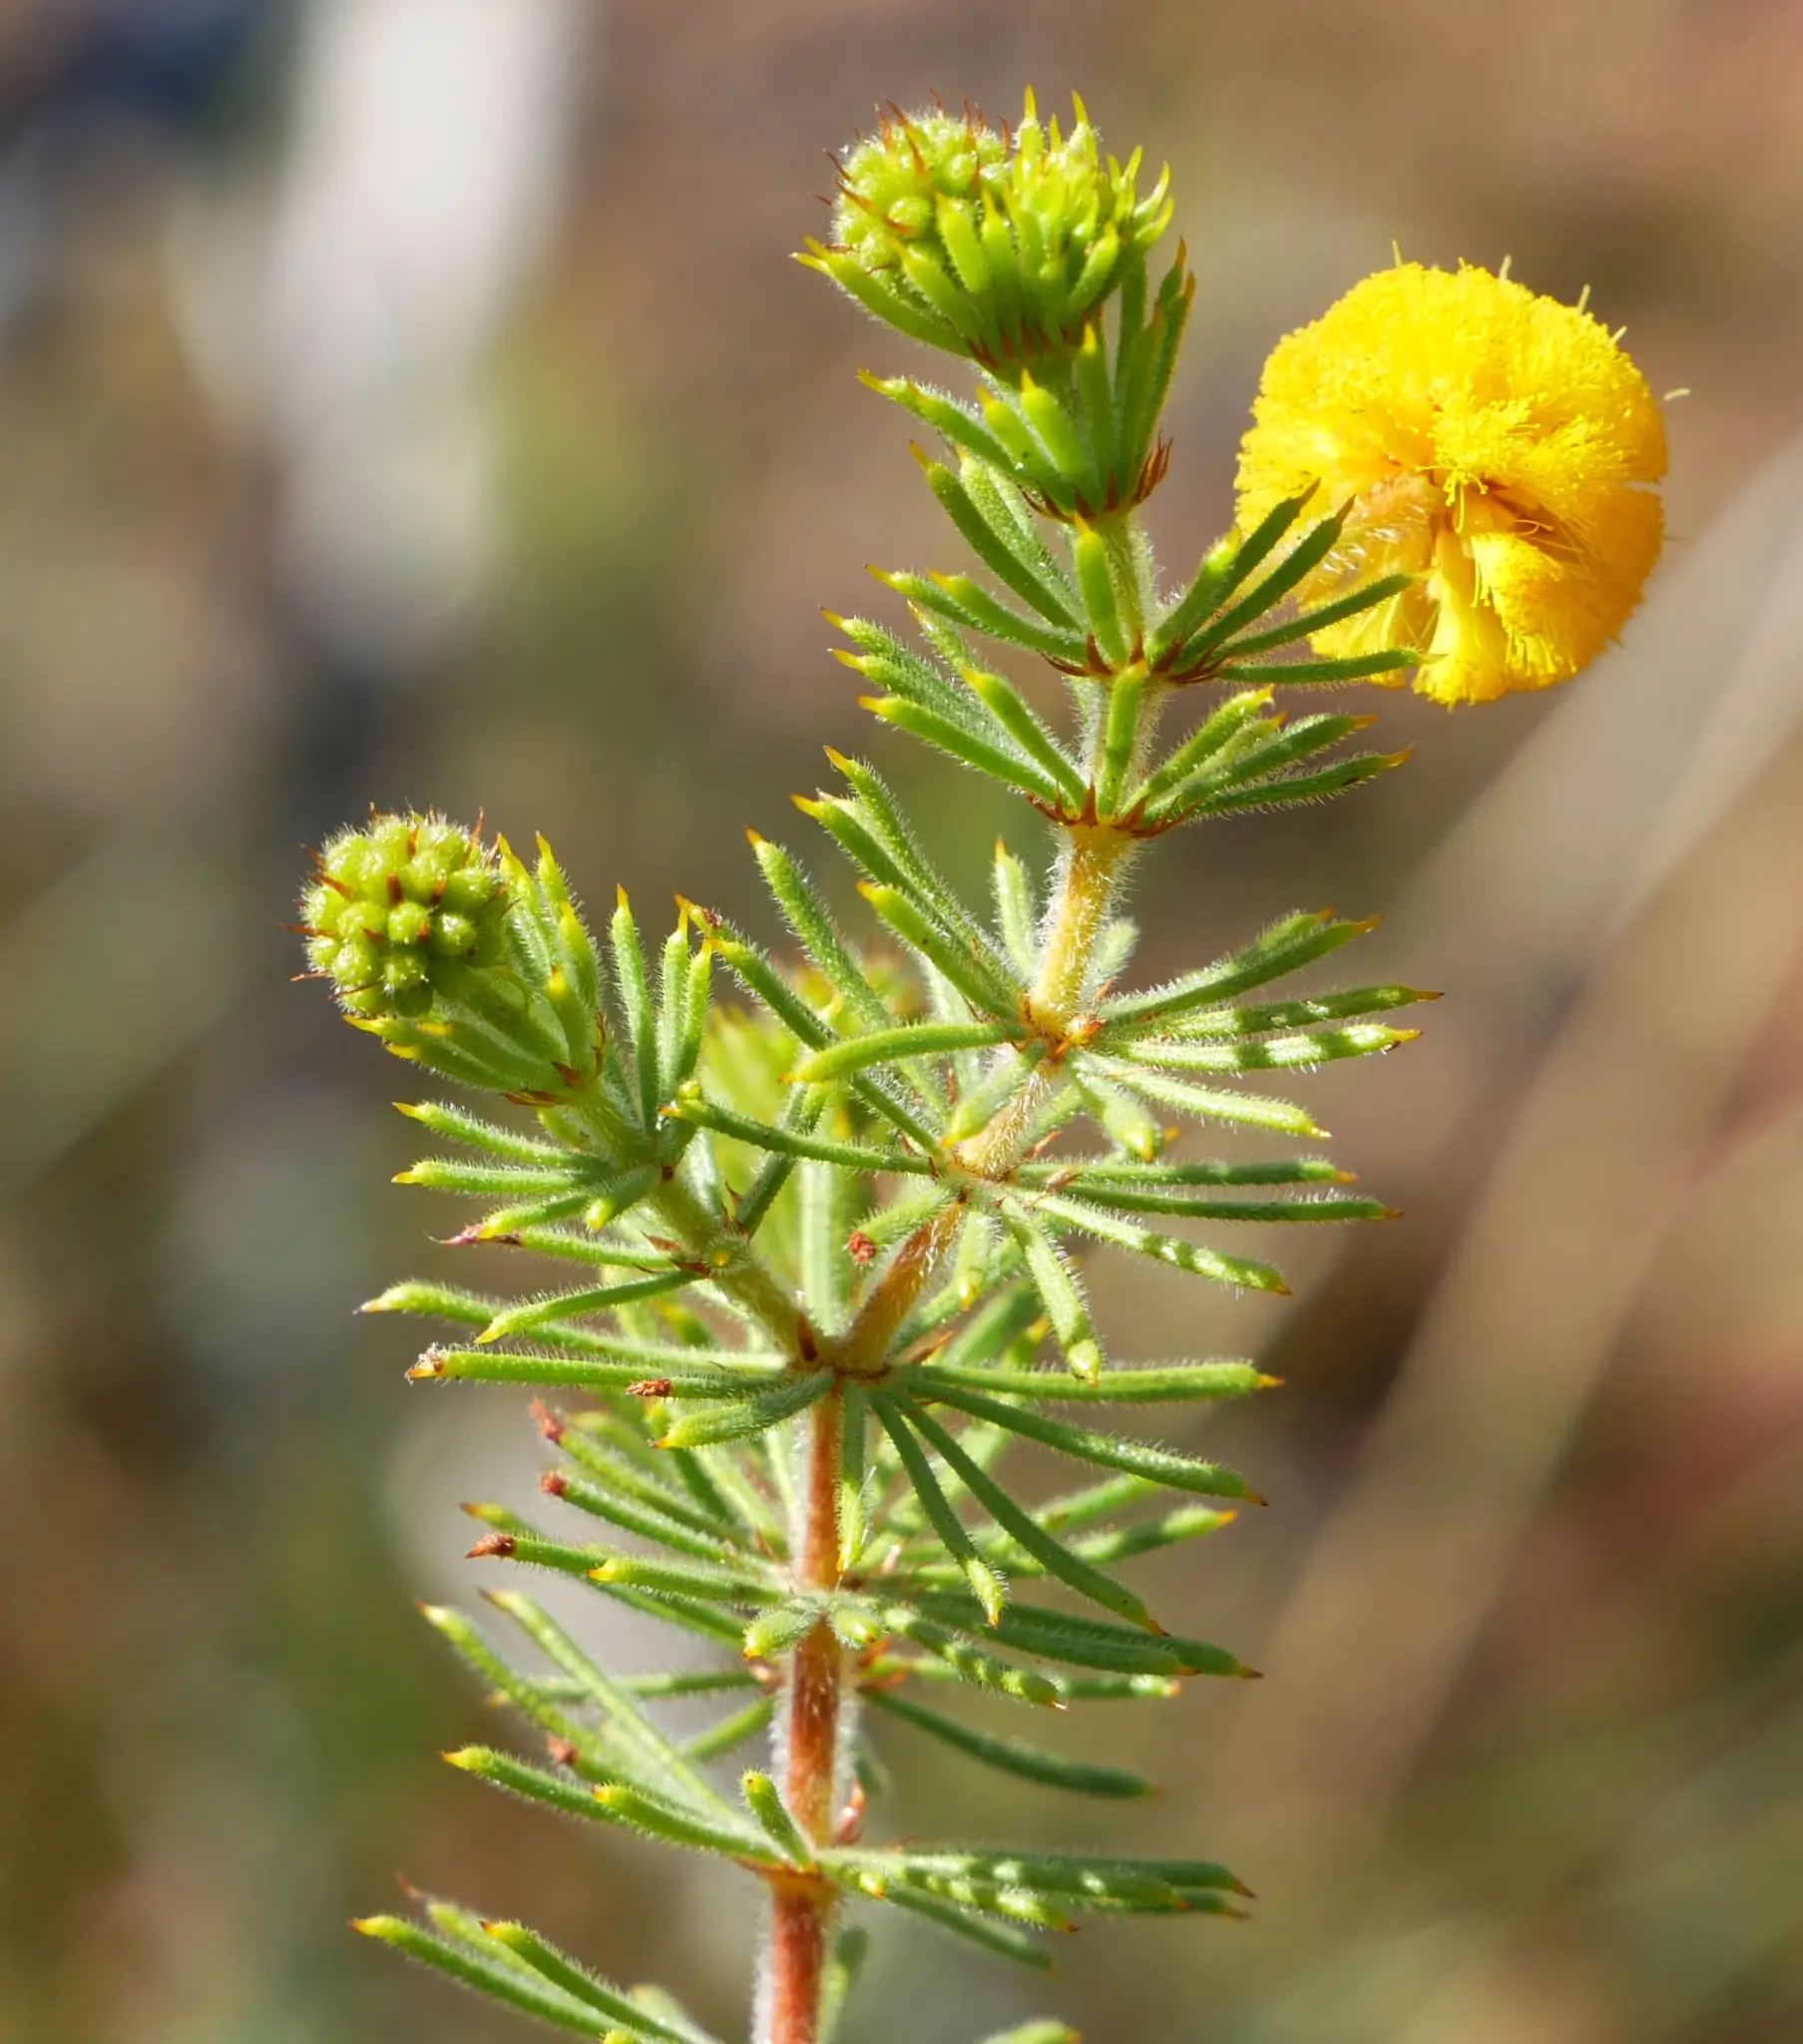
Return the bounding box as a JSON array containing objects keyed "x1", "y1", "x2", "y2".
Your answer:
[{"x1": 1234, "y1": 261, "x2": 1667, "y2": 706}]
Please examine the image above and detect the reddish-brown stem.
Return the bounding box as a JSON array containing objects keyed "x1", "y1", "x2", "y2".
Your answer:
[
  {"x1": 762, "y1": 1389, "x2": 845, "y2": 2044},
  {"x1": 827, "y1": 1200, "x2": 963, "y2": 1379}
]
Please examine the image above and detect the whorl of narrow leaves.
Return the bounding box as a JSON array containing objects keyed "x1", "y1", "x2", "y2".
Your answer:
[{"x1": 301, "y1": 86, "x2": 1485, "y2": 2044}]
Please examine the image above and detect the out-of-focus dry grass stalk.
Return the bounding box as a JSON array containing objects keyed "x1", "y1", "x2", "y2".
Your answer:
[
  {"x1": 1229, "y1": 440, "x2": 1803, "y2": 1847},
  {"x1": 1240, "y1": 712, "x2": 1803, "y2": 1842}
]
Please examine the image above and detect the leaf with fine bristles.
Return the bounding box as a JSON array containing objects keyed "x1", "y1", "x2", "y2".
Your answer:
[
  {"x1": 740, "y1": 1770, "x2": 816, "y2": 1865},
  {"x1": 1147, "y1": 710, "x2": 1375, "y2": 818},
  {"x1": 413, "y1": 1346, "x2": 783, "y2": 1396},
  {"x1": 1033, "y1": 1186, "x2": 1289, "y2": 1293},
  {"x1": 863, "y1": 1685, "x2": 1154, "y2": 1798},
  {"x1": 553, "y1": 1418, "x2": 738, "y2": 1539},
  {"x1": 748, "y1": 833, "x2": 928, "y2": 1070},
  {"x1": 352, "y1": 1912, "x2": 637, "y2": 2036},
  {"x1": 857, "y1": 1874, "x2": 1055, "y2": 1969},
  {"x1": 1050, "y1": 1184, "x2": 1390, "y2": 1226},
  {"x1": 1111, "y1": 1018, "x2": 1418, "y2": 1073},
  {"x1": 906, "y1": 567, "x2": 1093, "y2": 665},
  {"x1": 393, "y1": 1157, "x2": 575, "y2": 1199},
  {"x1": 1209, "y1": 570, "x2": 1417, "y2": 664},
  {"x1": 1099, "y1": 907, "x2": 1377, "y2": 1027},
  {"x1": 833, "y1": 613, "x2": 987, "y2": 734},
  {"x1": 481, "y1": 1920, "x2": 717, "y2": 2043},
  {"x1": 911, "y1": 1359, "x2": 1268, "y2": 1405},
  {"x1": 486, "y1": 1590, "x2": 749, "y2": 1797},
  {"x1": 903, "y1": 1397, "x2": 1158, "y2": 1630},
  {"x1": 910, "y1": 1593, "x2": 1213, "y2": 1680},
  {"x1": 447, "y1": 1746, "x2": 773, "y2": 1862},
  {"x1": 1178, "y1": 750, "x2": 1406, "y2": 818},
  {"x1": 918, "y1": 1379, "x2": 1261, "y2": 1506},
  {"x1": 1131, "y1": 689, "x2": 1276, "y2": 811},
  {"x1": 1074, "y1": 1069, "x2": 1162, "y2": 1160},
  {"x1": 790, "y1": 1019, "x2": 1017, "y2": 1085},
  {"x1": 655, "y1": 1372, "x2": 831, "y2": 1449},
  {"x1": 1020, "y1": 1154, "x2": 1346, "y2": 1193},
  {"x1": 667, "y1": 1087, "x2": 931, "y2": 1175},
  {"x1": 540, "y1": 1468, "x2": 729, "y2": 1560},
  {"x1": 923, "y1": 454, "x2": 1083, "y2": 627},
  {"x1": 875, "y1": 1398, "x2": 1008, "y2": 1623},
  {"x1": 860, "y1": 882, "x2": 1022, "y2": 1018},
  {"x1": 864, "y1": 691, "x2": 1067, "y2": 804},
  {"x1": 419, "y1": 1604, "x2": 619, "y2": 1777},
  {"x1": 827, "y1": 1845, "x2": 1243, "y2": 1915},
  {"x1": 395, "y1": 1099, "x2": 564, "y2": 1163},
  {"x1": 858, "y1": 370, "x2": 1019, "y2": 473},
  {"x1": 477, "y1": 1269, "x2": 697, "y2": 1343},
  {"x1": 1170, "y1": 504, "x2": 1353, "y2": 667},
  {"x1": 1218, "y1": 647, "x2": 1416, "y2": 687},
  {"x1": 587, "y1": 1548, "x2": 780, "y2": 1605},
  {"x1": 875, "y1": 1606, "x2": 1065, "y2": 1708},
  {"x1": 1147, "y1": 495, "x2": 1309, "y2": 660},
  {"x1": 1001, "y1": 1205, "x2": 1103, "y2": 1381},
  {"x1": 990, "y1": 838, "x2": 1040, "y2": 978}
]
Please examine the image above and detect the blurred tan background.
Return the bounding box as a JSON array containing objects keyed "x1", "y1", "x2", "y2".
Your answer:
[{"x1": 2, "y1": 3, "x2": 1801, "y2": 2040}]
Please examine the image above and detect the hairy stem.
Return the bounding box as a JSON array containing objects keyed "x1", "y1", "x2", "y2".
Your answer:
[
  {"x1": 959, "y1": 507, "x2": 1149, "y2": 1167},
  {"x1": 763, "y1": 1389, "x2": 846, "y2": 2044},
  {"x1": 650, "y1": 1171, "x2": 818, "y2": 1355},
  {"x1": 1032, "y1": 824, "x2": 1138, "y2": 1024},
  {"x1": 755, "y1": 505, "x2": 1155, "y2": 2035}
]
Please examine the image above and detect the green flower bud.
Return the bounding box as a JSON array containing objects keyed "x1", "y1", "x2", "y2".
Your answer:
[
  {"x1": 804, "y1": 91, "x2": 1171, "y2": 373},
  {"x1": 303, "y1": 813, "x2": 509, "y2": 1021},
  {"x1": 298, "y1": 813, "x2": 604, "y2": 1102}
]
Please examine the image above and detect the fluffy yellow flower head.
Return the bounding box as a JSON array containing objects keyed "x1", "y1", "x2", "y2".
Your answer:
[{"x1": 1234, "y1": 261, "x2": 1666, "y2": 706}]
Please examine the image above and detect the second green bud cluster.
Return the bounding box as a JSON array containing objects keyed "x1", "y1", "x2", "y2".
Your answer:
[
  {"x1": 302, "y1": 814, "x2": 604, "y2": 1102},
  {"x1": 807, "y1": 90, "x2": 1171, "y2": 375}
]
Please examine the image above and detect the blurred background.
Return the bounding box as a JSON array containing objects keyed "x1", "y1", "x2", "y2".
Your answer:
[{"x1": 1, "y1": 2, "x2": 1801, "y2": 2039}]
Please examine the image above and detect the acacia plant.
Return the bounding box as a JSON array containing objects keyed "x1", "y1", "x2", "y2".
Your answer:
[{"x1": 304, "y1": 92, "x2": 1665, "y2": 2044}]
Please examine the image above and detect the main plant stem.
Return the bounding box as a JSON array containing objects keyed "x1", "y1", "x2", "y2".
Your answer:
[
  {"x1": 1034, "y1": 825, "x2": 1137, "y2": 1022},
  {"x1": 760, "y1": 510, "x2": 1152, "y2": 2040},
  {"x1": 764, "y1": 1389, "x2": 845, "y2": 2044}
]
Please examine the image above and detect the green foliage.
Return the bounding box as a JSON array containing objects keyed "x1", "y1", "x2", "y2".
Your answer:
[{"x1": 312, "y1": 88, "x2": 1434, "y2": 2044}]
